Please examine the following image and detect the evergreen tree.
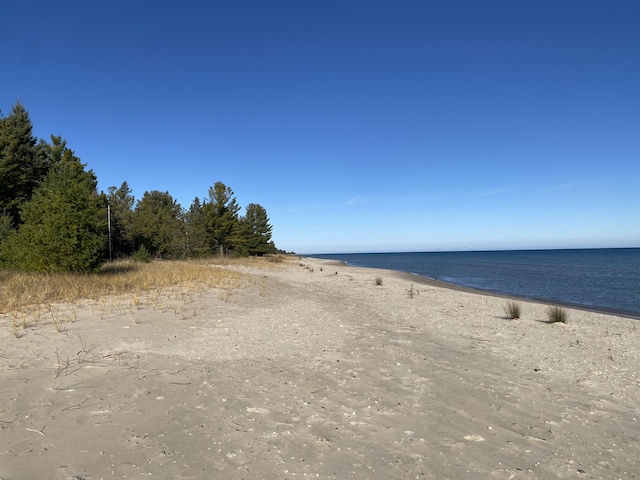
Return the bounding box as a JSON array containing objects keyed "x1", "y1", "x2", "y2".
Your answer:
[
  {"x1": 0, "y1": 101, "x2": 50, "y2": 226},
  {"x1": 184, "y1": 197, "x2": 209, "y2": 257},
  {"x1": 202, "y1": 182, "x2": 240, "y2": 256},
  {"x1": 241, "y1": 203, "x2": 275, "y2": 256},
  {"x1": 132, "y1": 190, "x2": 183, "y2": 258},
  {"x1": 107, "y1": 181, "x2": 135, "y2": 258},
  {"x1": 1, "y1": 138, "x2": 107, "y2": 272},
  {"x1": 0, "y1": 213, "x2": 14, "y2": 257}
]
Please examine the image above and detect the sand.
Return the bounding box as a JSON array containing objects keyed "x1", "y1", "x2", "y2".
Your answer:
[{"x1": 1, "y1": 257, "x2": 639, "y2": 480}]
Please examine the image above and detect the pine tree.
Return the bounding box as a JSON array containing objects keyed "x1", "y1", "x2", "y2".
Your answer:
[
  {"x1": 202, "y1": 182, "x2": 240, "y2": 256},
  {"x1": 0, "y1": 101, "x2": 50, "y2": 226},
  {"x1": 0, "y1": 212, "x2": 14, "y2": 252},
  {"x1": 241, "y1": 203, "x2": 275, "y2": 256},
  {"x1": 107, "y1": 181, "x2": 136, "y2": 258},
  {"x1": 132, "y1": 190, "x2": 184, "y2": 258},
  {"x1": 1, "y1": 137, "x2": 107, "y2": 272},
  {"x1": 184, "y1": 197, "x2": 209, "y2": 257}
]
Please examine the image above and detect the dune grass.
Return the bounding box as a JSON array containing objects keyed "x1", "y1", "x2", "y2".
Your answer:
[
  {"x1": 0, "y1": 255, "x2": 289, "y2": 316},
  {"x1": 546, "y1": 305, "x2": 569, "y2": 324},
  {"x1": 503, "y1": 301, "x2": 522, "y2": 319}
]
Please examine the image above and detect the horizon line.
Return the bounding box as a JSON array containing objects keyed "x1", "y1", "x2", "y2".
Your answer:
[{"x1": 301, "y1": 245, "x2": 640, "y2": 256}]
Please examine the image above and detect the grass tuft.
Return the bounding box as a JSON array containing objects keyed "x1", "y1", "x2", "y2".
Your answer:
[
  {"x1": 503, "y1": 301, "x2": 522, "y2": 319},
  {"x1": 375, "y1": 276, "x2": 383, "y2": 286},
  {"x1": 546, "y1": 305, "x2": 569, "y2": 324}
]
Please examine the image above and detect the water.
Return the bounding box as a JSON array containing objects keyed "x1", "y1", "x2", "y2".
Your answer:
[{"x1": 310, "y1": 248, "x2": 640, "y2": 319}]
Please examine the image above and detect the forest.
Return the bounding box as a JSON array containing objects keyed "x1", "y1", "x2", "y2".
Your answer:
[{"x1": 0, "y1": 101, "x2": 278, "y2": 273}]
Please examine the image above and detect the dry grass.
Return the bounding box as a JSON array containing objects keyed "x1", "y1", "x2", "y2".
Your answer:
[
  {"x1": 199, "y1": 254, "x2": 293, "y2": 268},
  {"x1": 1, "y1": 256, "x2": 293, "y2": 315}
]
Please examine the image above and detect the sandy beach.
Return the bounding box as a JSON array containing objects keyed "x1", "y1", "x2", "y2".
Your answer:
[{"x1": 1, "y1": 256, "x2": 639, "y2": 480}]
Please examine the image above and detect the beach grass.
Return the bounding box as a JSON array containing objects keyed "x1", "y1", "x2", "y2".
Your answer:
[
  {"x1": 503, "y1": 301, "x2": 522, "y2": 319},
  {"x1": 546, "y1": 305, "x2": 569, "y2": 324},
  {"x1": 0, "y1": 255, "x2": 288, "y2": 315}
]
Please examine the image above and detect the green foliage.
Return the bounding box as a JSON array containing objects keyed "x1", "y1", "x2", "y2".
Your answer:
[
  {"x1": 1, "y1": 137, "x2": 107, "y2": 273},
  {"x1": 0, "y1": 212, "x2": 14, "y2": 244},
  {"x1": 1, "y1": 101, "x2": 282, "y2": 264},
  {"x1": 0, "y1": 213, "x2": 15, "y2": 266},
  {"x1": 203, "y1": 182, "x2": 240, "y2": 256},
  {"x1": 107, "y1": 181, "x2": 136, "y2": 258},
  {"x1": 503, "y1": 301, "x2": 522, "y2": 319},
  {"x1": 546, "y1": 306, "x2": 569, "y2": 324},
  {"x1": 132, "y1": 244, "x2": 152, "y2": 263},
  {"x1": 0, "y1": 101, "x2": 51, "y2": 225},
  {"x1": 132, "y1": 190, "x2": 184, "y2": 258},
  {"x1": 185, "y1": 192, "x2": 276, "y2": 258},
  {"x1": 240, "y1": 203, "x2": 276, "y2": 256},
  {"x1": 184, "y1": 197, "x2": 209, "y2": 257}
]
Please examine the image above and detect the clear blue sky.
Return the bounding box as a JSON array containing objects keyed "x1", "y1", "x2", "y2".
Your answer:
[{"x1": 2, "y1": 1, "x2": 638, "y2": 254}]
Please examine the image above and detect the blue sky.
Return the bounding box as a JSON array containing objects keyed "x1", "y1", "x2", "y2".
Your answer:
[{"x1": 2, "y1": 0, "x2": 638, "y2": 254}]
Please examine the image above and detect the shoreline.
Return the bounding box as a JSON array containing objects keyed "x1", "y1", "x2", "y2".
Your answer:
[{"x1": 313, "y1": 257, "x2": 640, "y2": 320}]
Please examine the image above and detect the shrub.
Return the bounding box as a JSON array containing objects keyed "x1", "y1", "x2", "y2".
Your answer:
[
  {"x1": 132, "y1": 245, "x2": 152, "y2": 263},
  {"x1": 375, "y1": 276, "x2": 383, "y2": 286},
  {"x1": 503, "y1": 301, "x2": 521, "y2": 319},
  {"x1": 547, "y1": 306, "x2": 568, "y2": 324}
]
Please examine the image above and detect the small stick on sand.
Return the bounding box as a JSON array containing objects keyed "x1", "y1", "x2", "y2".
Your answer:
[{"x1": 25, "y1": 426, "x2": 45, "y2": 435}]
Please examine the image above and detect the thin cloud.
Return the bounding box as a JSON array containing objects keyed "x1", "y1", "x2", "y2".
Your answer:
[
  {"x1": 391, "y1": 191, "x2": 449, "y2": 204},
  {"x1": 287, "y1": 195, "x2": 373, "y2": 212},
  {"x1": 543, "y1": 179, "x2": 600, "y2": 193},
  {"x1": 342, "y1": 195, "x2": 370, "y2": 206},
  {"x1": 474, "y1": 187, "x2": 513, "y2": 197}
]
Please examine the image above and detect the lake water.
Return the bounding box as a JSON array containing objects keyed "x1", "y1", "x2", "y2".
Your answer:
[{"x1": 310, "y1": 248, "x2": 640, "y2": 319}]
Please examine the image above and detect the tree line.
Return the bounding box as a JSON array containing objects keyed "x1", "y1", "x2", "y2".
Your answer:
[{"x1": 0, "y1": 101, "x2": 278, "y2": 273}]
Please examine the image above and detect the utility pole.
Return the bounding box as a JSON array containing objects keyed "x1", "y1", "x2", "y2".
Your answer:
[{"x1": 108, "y1": 203, "x2": 112, "y2": 262}]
